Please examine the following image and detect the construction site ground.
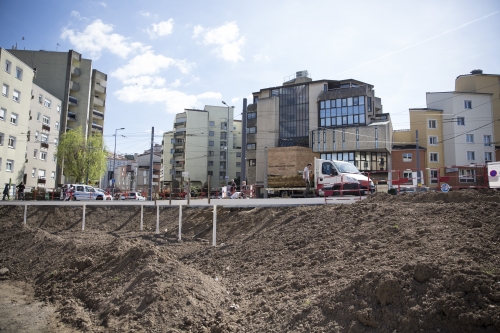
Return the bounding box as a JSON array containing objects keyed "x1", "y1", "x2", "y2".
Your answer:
[{"x1": 0, "y1": 189, "x2": 499, "y2": 332}]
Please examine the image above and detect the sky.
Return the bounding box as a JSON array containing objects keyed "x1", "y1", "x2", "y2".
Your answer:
[{"x1": 1, "y1": 0, "x2": 499, "y2": 156}]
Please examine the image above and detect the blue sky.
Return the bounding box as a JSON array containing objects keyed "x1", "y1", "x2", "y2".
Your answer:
[{"x1": 1, "y1": 0, "x2": 499, "y2": 155}]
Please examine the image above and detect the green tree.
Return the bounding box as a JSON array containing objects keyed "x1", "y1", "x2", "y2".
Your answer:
[{"x1": 56, "y1": 127, "x2": 107, "y2": 184}]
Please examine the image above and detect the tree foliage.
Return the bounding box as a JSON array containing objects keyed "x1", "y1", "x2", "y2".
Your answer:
[{"x1": 56, "y1": 127, "x2": 107, "y2": 184}]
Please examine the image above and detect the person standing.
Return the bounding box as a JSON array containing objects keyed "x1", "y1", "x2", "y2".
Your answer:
[
  {"x1": 2, "y1": 184, "x2": 10, "y2": 200},
  {"x1": 16, "y1": 182, "x2": 25, "y2": 201},
  {"x1": 303, "y1": 163, "x2": 312, "y2": 197},
  {"x1": 230, "y1": 179, "x2": 236, "y2": 194}
]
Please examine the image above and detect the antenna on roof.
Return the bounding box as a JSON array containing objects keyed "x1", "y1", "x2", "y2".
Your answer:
[{"x1": 56, "y1": 43, "x2": 60, "y2": 51}]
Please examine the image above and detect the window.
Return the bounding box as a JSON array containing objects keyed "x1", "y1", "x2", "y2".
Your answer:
[
  {"x1": 253, "y1": 96, "x2": 258, "y2": 104},
  {"x1": 484, "y1": 135, "x2": 492, "y2": 147},
  {"x1": 54, "y1": 138, "x2": 58, "y2": 146},
  {"x1": 6, "y1": 160, "x2": 13, "y2": 172},
  {"x1": 38, "y1": 169, "x2": 46, "y2": 180},
  {"x1": 209, "y1": 131, "x2": 214, "y2": 137},
  {"x1": 466, "y1": 151, "x2": 475, "y2": 161},
  {"x1": 248, "y1": 126, "x2": 257, "y2": 134},
  {"x1": 485, "y1": 152, "x2": 493, "y2": 162},
  {"x1": 457, "y1": 117, "x2": 465, "y2": 126},
  {"x1": 464, "y1": 100, "x2": 472, "y2": 109},
  {"x1": 220, "y1": 132, "x2": 227, "y2": 140},
  {"x1": 428, "y1": 119, "x2": 437, "y2": 129},
  {"x1": 55, "y1": 121, "x2": 59, "y2": 130},
  {"x1": 57, "y1": 105, "x2": 61, "y2": 113},
  {"x1": 236, "y1": 152, "x2": 241, "y2": 157},
  {"x1": 209, "y1": 141, "x2": 214, "y2": 146},
  {"x1": 40, "y1": 151, "x2": 47, "y2": 160},
  {"x1": 35, "y1": 131, "x2": 39, "y2": 140},
  {"x1": 236, "y1": 162, "x2": 241, "y2": 167},
  {"x1": 0, "y1": 132, "x2": 3, "y2": 145},
  {"x1": 12, "y1": 90, "x2": 20, "y2": 102},
  {"x1": 51, "y1": 171, "x2": 55, "y2": 179},
  {"x1": 0, "y1": 108, "x2": 5, "y2": 121},
  {"x1": 8, "y1": 136, "x2": 16, "y2": 148},
  {"x1": 15, "y1": 67, "x2": 23, "y2": 80},
  {"x1": 430, "y1": 153, "x2": 438, "y2": 162},
  {"x1": 247, "y1": 112, "x2": 256, "y2": 119},
  {"x1": 37, "y1": 112, "x2": 41, "y2": 122},
  {"x1": 208, "y1": 161, "x2": 213, "y2": 166},
  {"x1": 2, "y1": 84, "x2": 8, "y2": 97},
  {"x1": 4, "y1": 60, "x2": 11, "y2": 73},
  {"x1": 53, "y1": 155, "x2": 57, "y2": 163},
  {"x1": 402, "y1": 153, "x2": 412, "y2": 162},
  {"x1": 10, "y1": 113, "x2": 17, "y2": 125},
  {"x1": 247, "y1": 143, "x2": 256, "y2": 150},
  {"x1": 430, "y1": 169, "x2": 438, "y2": 184},
  {"x1": 459, "y1": 169, "x2": 475, "y2": 183},
  {"x1": 40, "y1": 134, "x2": 48, "y2": 143},
  {"x1": 209, "y1": 121, "x2": 215, "y2": 126},
  {"x1": 44, "y1": 99, "x2": 51, "y2": 108},
  {"x1": 33, "y1": 149, "x2": 38, "y2": 158},
  {"x1": 466, "y1": 134, "x2": 474, "y2": 143},
  {"x1": 208, "y1": 171, "x2": 213, "y2": 176},
  {"x1": 429, "y1": 136, "x2": 438, "y2": 145},
  {"x1": 249, "y1": 159, "x2": 256, "y2": 166},
  {"x1": 32, "y1": 168, "x2": 36, "y2": 178},
  {"x1": 42, "y1": 116, "x2": 50, "y2": 125}
]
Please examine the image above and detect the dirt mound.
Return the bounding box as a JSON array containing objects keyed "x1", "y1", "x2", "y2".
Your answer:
[{"x1": 1, "y1": 195, "x2": 499, "y2": 332}]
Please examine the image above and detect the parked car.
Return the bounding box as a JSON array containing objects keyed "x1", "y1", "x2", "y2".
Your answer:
[
  {"x1": 65, "y1": 184, "x2": 105, "y2": 201},
  {"x1": 124, "y1": 192, "x2": 146, "y2": 201},
  {"x1": 97, "y1": 188, "x2": 113, "y2": 200},
  {"x1": 113, "y1": 193, "x2": 126, "y2": 200}
]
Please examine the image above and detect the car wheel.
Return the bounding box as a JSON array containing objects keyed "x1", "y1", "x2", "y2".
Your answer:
[{"x1": 96, "y1": 196, "x2": 103, "y2": 200}]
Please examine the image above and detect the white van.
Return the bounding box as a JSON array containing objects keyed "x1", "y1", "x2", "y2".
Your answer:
[{"x1": 65, "y1": 184, "x2": 105, "y2": 201}]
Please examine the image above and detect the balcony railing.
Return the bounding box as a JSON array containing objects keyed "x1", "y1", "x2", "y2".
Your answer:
[
  {"x1": 174, "y1": 132, "x2": 186, "y2": 137},
  {"x1": 68, "y1": 96, "x2": 78, "y2": 105},
  {"x1": 92, "y1": 110, "x2": 104, "y2": 119},
  {"x1": 92, "y1": 123, "x2": 103, "y2": 132},
  {"x1": 40, "y1": 142, "x2": 49, "y2": 149},
  {"x1": 70, "y1": 81, "x2": 80, "y2": 91},
  {"x1": 37, "y1": 178, "x2": 46, "y2": 184},
  {"x1": 174, "y1": 142, "x2": 184, "y2": 147},
  {"x1": 42, "y1": 124, "x2": 50, "y2": 132},
  {"x1": 173, "y1": 152, "x2": 183, "y2": 157},
  {"x1": 67, "y1": 112, "x2": 76, "y2": 121},
  {"x1": 93, "y1": 96, "x2": 105, "y2": 107},
  {"x1": 174, "y1": 121, "x2": 186, "y2": 128},
  {"x1": 94, "y1": 83, "x2": 106, "y2": 94}
]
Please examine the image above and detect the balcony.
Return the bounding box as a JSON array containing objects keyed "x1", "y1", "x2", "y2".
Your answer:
[
  {"x1": 174, "y1": 132, "x2": 186, "y2": 137},
  {"x1": 71, "y1": 66, "x2": 81, "y2": 76},
  {"x1": 174, "y1": 121, "x2": 186, "y2": 128},
  {"x1": 70, "y1": 81, "x2": 80, "y2": 91},
  {"x1": 94, "y1": 83, "x2": 106, "y2": 94},
  {"x1": 40, "y1": 142, "x2": 49, "y2": 149},
  {"x1": 173, "y1": 152, "x2": 183, "y2": 157},
  {"x1": 37, "y1": 178, "x2": 46, "y2": 184},
  {"x1": 92, "y1": 123, "x2": 103, "y2": 132},
  {"x1": 67, "y1": 112, "x2": 76, "y2": 121},
  {"x1": 68, "y1": 96, "x2": 78, "y2": 106},
  {"x1": 42, "y1": 124, "x2": 50, "y2": 132},
  {"x1": 174, "y1": 142, "x2": 184, "y2": 147},
  {"x1": 92, "y1": 110, "x2": 104, "y2": 119},
  {"x1": 93, "y1": 96, "x2": 105, "y2": 107}
]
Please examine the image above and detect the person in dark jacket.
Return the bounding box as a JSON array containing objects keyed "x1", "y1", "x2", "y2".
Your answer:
[
  {"x1": 16, "y1": 182, "x2": 25, "y2": 200},
  {"x1": 2, "y1": 184, "x2": 10, "y2": 200}
]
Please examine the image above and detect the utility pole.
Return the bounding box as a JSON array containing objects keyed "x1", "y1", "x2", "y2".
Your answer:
[
  {"x1": 416, "y1": 130, "x2": 421, "y2": 186},
  {"x1": 241, "y1": 98, "x2": 247, "y2": 186},
  {"x1": 264, "y1": 147, "x2": 268, "y2": 198},
  {"x1": 148, "y1": 127, "x2": 154, "y2": 201}
]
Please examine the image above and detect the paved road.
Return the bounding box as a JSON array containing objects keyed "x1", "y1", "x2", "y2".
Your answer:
[{"x1": 0, "y1": 196, "x2": 365, "y2": 207}]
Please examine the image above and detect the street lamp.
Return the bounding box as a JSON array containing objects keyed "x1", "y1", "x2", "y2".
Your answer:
[
  {"x1": 222, "y1": 101, "x2": 231, "y2": 187},
  {"x1": 112, "y1": 127, "x2": 125, "y2": 196}
]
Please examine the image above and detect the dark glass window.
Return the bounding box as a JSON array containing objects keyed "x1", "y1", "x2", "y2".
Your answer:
[
  {"x1": 247, "y1": 112, "x2": 256, "y2": 119},
  {"x1": 278, "y1": 84, "x2": 309, "y2": 147},
  {"x1": 318, "y1": 96, "x2": 366, "y2": 128},
  {"x1": 247, "y1": 143, "x2": 256, "y2": 150}
]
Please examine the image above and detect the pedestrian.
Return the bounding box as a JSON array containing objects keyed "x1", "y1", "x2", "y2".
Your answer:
[
  {"x1": 61, "y1": 185, "x2": 67, "y2": 201},
  {"x1": 16, "y1": 182, "x2": 25, "y2": 201},
  {"x1": 2, "y1": 184, "x2": 10, "y2": 200},
  {"x1": 65, "y1": 185, "x2": 74, "y2": 201},
  {"x1": 303, "y1": 163, "x2": 312, "y2": 197},
  {"x1": 230, "y1": 179, "x2": 236, "y2": 194}
]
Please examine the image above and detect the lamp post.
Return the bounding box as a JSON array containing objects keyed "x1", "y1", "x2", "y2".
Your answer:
[
  {"x1": 112, "y1": 127, "x2": 125, "y2": 196},
  {"x1": 222, "y1": 101, "x2": 231, "y2": 187}
]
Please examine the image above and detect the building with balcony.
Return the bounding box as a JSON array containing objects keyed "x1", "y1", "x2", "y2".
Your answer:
[
  {"x1": 247, "y1": 71, "x2": 392, "y2": 186},
  {"x1": 1, "y1": 48, "x2": 35, "y2": 190},
  {"x1": 162, "y1": 105, "x2": 242, "y2": 189},
  {"x1": 8, "y1": 49, "x2": 108, "y2": 184},
  {"x1": 136, "y1": 152, "x2": 162, "y2": 193},
  {"x1": 24, "y1": 84, "x2": 61, "y2": 189}
]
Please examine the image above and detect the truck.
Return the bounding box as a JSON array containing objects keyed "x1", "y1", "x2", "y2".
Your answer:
[{"x1": 265, "y1": 147, "x2": 374, "y2": 197}]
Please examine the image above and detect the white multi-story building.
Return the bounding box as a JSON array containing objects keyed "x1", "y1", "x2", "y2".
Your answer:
[
  {"x1": 427, "y1": 92, "x2": 495, "y2": 167},
  {"x1": 1, "y1": 48, "x2": 35, "y2": 192}
]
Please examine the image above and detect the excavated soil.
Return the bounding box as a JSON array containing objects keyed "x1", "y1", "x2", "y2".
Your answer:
[{"x1": 0, "y1": 190, "x2": 500, "y2": 332}]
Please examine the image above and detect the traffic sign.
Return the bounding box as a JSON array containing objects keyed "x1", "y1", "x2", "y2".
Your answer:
[
  {"x1": 440, "y1": 183, "x2": 450, "y2": 193},
  {"x1": 490, "y1": 170, "x2": 498, "y2": 177},
  {"x1": 111, "y1": 179, "x2": 115, "y2": 184}
]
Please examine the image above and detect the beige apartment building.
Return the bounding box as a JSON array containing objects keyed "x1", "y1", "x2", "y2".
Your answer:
[
  {"x1": 163, "y1": 105, "x2": 242, "y2": 189},
  {"x1": 247, "y1": 71, "x2": 392, "y2": 187},
  {"x1": 24, "y1": 84, "x2": 62, "y2": 189},
  {"x1": 1, "y1": 48, "x2": 34, "y2": 193},
  {"x1": 455, "y1": 69, "x2": 500, "y2": 161}
]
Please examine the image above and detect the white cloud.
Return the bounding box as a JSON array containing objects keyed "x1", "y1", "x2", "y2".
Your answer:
[
  {"x1": 192, "y1": 22, "x2": 245, "y2": 62},
  {"x1": 121, "y1": 76, "x2": 166, "y2": 87},
  {"x1": 61, "y1": 19, "x2": 148, "y2": 59},
  {"x1": 111, "y1": 51, "x2": 195, "y2": 82},
  {"x1": 231, "y1": 97, "x2": 240, "y2": 104},
  {"x1": 70, "y1": 11, "x2": 88, "y2": 21},
  {"x1": 114, "y1": 86, "x2": 221, "y2": 114},
  {"x1": 171, "y1": 79, "x2": 181, "y2": 87},
  {"x1": 147, "y1": 19, "x2": 174, "y2": 39},
  {"x1": 140, "y1": 11, "x2": 151, "y2": 17},
  {"x1": 99, "y1": 2, "x2": 107, "y2": 7}
]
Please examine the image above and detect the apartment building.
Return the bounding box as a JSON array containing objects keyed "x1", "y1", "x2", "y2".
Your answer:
[
  {"x1": 392, "y1": 129, "x2": 429, "y2": 186},
  {"x1": 163, "y1": 106, "x2": 242, "y2": 188},
  {"x1": 25, "y1": 84, "x2": 62, "y2": 189},
  {"x1": 455, "y1": 69, "x2": 500, "y2": 161},
  {"x1": 247, "y1": 71, "x2": 392, "y2": 186},
  {"x1": 1, "y1": 48, "x2": 34, "y2": 191},
  {"x1": 136, "y1": 152, "x2": 162, "y2": 193}
]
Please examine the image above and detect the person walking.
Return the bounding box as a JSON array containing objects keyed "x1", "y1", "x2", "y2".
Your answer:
[
  {"x1": 303, "y1": 163, "x2": 312, "y2": 197},
  {"x1": 16, "y1": 182, "x2": 25, "y2": 201},
  {"x1": 2, "y1": 184, "x2": 10, "y2": 200},
  {"x1": 230, "y1": 179, "x2": 236, "y2": 194}
]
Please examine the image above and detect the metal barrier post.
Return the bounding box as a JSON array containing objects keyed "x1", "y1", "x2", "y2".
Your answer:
[
  {"x1": 178, "y1": 205, "x2": 182, "y2": 240},
  {"x1": 212, "y1": 205, "x2": 217, "y2": 247},
  {"x1": 340, "y1": 175, "x2": 344, "y2": 196},
  {"x1": 156, "y1": 205, "x2": 160, "y2": 234},
  {"x1": 208, "y1": 175, "x2": 211, "y2": 205},
  {"x1": 82, "y1": 204, "x2": 86, "y2": 231},
  {"x1": 24, "y1": 204, "x2": 27, "y2": 224},
  {"x1": 398, "y1": 170, "x2": 401, "y2": 193},
  {"x1": 140, "y1": 205, "x2": 143, "y2": 231},
  {"x1": 187, "y1": 178, "x2": 191, "y2": 205}
]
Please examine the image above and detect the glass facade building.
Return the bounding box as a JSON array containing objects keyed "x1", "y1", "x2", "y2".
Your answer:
[
  {"x1": 319, "y1": 96, "x2": 366, "y2": 128},
  {"x1": 278, "y1": 85, "x2": 309, "y2": 147}
]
